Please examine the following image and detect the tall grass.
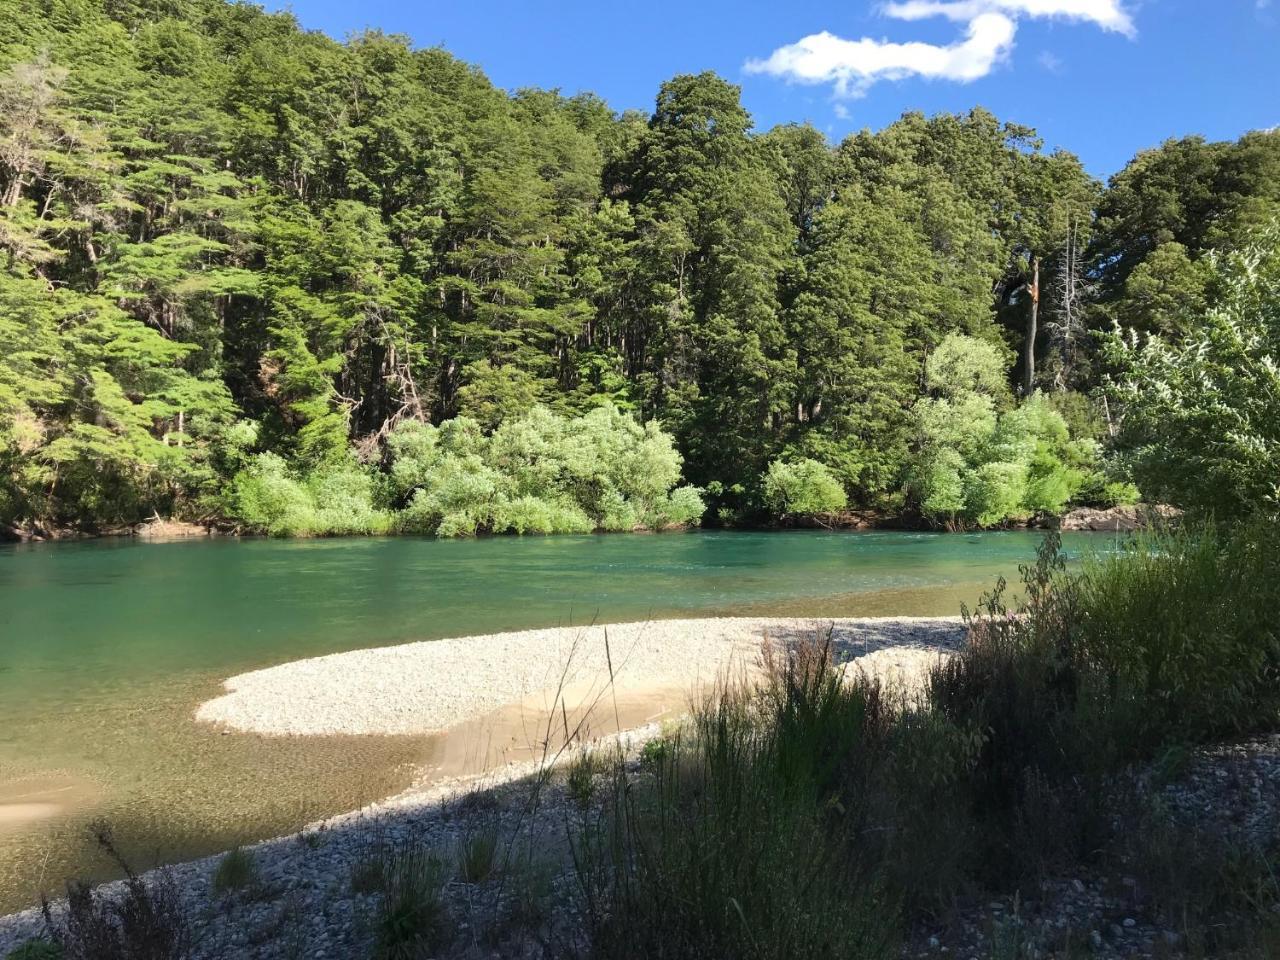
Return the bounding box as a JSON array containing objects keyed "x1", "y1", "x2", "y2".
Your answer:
[
  {"x1": 575, "y1": 519, "x2": 1280, "y2": 957},
  {"x1": 576, "y1": 646, "x2": 900, "y2": 960},
  {"x1": 1074, "y1": 519, "x2": 1280, "y2": 743}
]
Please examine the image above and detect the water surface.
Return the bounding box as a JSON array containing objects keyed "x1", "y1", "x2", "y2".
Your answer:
[{"x1": 0, "y1": 529, "x2": 1110, "y2": 909}]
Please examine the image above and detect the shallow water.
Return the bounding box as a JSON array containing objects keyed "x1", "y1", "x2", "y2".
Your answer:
[{"x1": 0, "y1": 529, "x2": 1114, "y2": 910}]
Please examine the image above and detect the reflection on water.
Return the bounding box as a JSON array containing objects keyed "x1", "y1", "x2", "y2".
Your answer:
[{"x1": 0, "y1": 530, "x2": 1109, "y2": 910}]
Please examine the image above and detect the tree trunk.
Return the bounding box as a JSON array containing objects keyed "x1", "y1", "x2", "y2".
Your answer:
[{"x1": 1024, "y1": 255, "x2": 1040, "y2": 395}]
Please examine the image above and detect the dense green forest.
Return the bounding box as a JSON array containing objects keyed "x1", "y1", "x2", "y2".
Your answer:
[{"x1": 1, "y1": 0, "x2": 1278, "y2": 536}]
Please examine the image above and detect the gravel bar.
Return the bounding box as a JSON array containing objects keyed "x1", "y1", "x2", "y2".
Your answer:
[{"x1": 195, "y1": 617, "x2": 967, "y2": 737}]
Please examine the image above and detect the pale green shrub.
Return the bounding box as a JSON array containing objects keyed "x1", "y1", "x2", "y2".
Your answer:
[
  {"x1": 762, "y1": 458, "x2": 849, "y2": 516},
  {"x1": 386, "y1": 404, "x2": 700, "y2": 537},
  {"x1": 229, "y1": 453, "x2": 391, "y2": 536}
]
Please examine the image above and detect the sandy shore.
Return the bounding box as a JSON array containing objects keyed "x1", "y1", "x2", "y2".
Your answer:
[{"x1": 195, "y1": 617, "x2": 966, "y2": 738}]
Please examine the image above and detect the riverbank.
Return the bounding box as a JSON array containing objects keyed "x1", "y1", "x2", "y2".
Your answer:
[
  {"x1": 2, "y1": 503, "x2": 1174, "y2": 542},
  {"x1": 0, "y1": 617, "x2": 965, "y2": 956},
  {"x1": 5, "y1": 604, "x2": 1278, "y2": 958}
]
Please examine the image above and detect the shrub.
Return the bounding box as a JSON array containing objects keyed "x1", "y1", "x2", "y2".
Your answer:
[
  {"x1": 386, "y1": 405, "x2": 702, "y2": 536},
  {"x1": 228, "y1": 454, "x2": 391, "y2": 536},
  {"x1": 1071, "y1": 520, "x2": 1280, "y2": 742},
  {"x1": 302, "y1": 463, "x2": 392, "y2": 536},
  {"x1": 761, "y1": 458, "x2": 848, "y2": 516},
  {"x1": 227, "y1": 452, "x2": 313, "y2": 536},
  {"x1": 491, "y1": 495, "x2": 594, "y2": 536},
  {"x1": 909, "y1": 391, "x2": 1099, "y2": 527},
  {"x1": 577, "y1": 519, "x2": 1280, "y2": 955},
  {"x1": 963, "y1": 461, "x2": 1029, "y2": 527},
  {"x1": 907, "y1": 334, "x2": 1105, "y2": 527},
  {"x1": 925, "y1": 333, "x2": 1012, "y2": 400},
  {"x1": 648, "y1": 485, "x2": 705, "y2": 528}
]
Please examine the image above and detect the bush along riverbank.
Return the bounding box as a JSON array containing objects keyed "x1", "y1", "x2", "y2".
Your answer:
[{"x1": 5, "y1": 520, "x2": 1280, "y2": 959}]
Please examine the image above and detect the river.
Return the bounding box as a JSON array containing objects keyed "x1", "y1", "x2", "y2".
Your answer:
[{"x1": 0, "y1": 529, "x2": 1113, "y2": 911}]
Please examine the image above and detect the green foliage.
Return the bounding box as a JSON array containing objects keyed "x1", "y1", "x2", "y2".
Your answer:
[
  {"x1": 1071, "y1": 520, "x2": 1280, "y2": 741},
  {"x1": 5, "y1": 942, "x2": 62, "y2": 960},
  {"x1": 925, "y1": 333, "x2": 1011, "y2": 400},
  {"x1": 5, "y1": 0, "x2": 1275, "y2": 533},
  {"x1": 579, "y1": 646, "x2": 899, "y2": 960},
  {"x1": 761, "y1": 458, "x2": 848, "y2": 516},
  {"x1": 907, "y1": 336, "x2": 1099, "y2": 526},
  {"x1": 931, "y1": 522, "x2": 1280, "y2": 880},
  {"x1": 579, "y1": 521, "x2": 1280, "y2": 955},
  {"x1": 1110, "y1": 224, "x2": 1280, "y2": 518},
  {"x1": 388, "y1": 405, "x2": 703, "y2": 536},
  {"x1": 228, "y1": 453, "x2": 392, "y2": 537},
  {"x1": 211, "y1": 846, "x2": 256, "y2": 895}
]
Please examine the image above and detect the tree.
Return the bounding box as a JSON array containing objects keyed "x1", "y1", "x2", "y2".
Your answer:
[
  {"x1": 1109, "y1": 224, "x2": 1280, "y2": 518},
  {"x1": 907, "y1": 335, "x2": 1096, "y2": 527}
]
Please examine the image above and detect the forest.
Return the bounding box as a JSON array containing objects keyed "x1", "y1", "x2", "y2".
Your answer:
[{"x1": 2, "y1": 0, "x2": 1278, "y2": 536}]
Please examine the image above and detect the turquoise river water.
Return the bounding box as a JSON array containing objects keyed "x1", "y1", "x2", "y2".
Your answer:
[{"x1": 0, "y1": 530, "x2": 1113, "y2": 910}]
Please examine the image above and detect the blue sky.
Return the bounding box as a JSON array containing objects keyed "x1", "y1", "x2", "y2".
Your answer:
[{"x1": 266, "y1": 0, "x2": 1278, "y2": 179}]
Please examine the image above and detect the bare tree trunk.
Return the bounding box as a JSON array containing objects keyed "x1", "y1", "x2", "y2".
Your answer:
[{"x1": 1024, "y1": 255, "x2": 1040, "y2": 395}]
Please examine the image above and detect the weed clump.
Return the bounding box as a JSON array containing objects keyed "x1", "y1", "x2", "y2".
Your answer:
[
  {"x1": 210, "y1": 846, "x2": 257, "y2": 896},
  {"x1": 371, "y1": 844, "x2": 450, "y2": 960},
  {"x1": 456, "y1": 827, "x2": 499, "y2": 885},
  {"x1": 39, "y1": 822, "x2": 192, "y2": 960}
]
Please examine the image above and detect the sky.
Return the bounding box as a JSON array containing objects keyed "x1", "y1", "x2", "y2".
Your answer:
[{"x1": 264, "y1": 0, "x2": 1279, "y2": 179}]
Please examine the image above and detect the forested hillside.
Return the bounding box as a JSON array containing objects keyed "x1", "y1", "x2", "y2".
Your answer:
[{"x1": 2, "y1": 0, "x2": 1278, "y2": 536}]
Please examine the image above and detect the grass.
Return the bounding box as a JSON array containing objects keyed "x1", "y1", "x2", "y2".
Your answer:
[
  {"x1": 455, "y1": 826, "x2": 499, "y2": 885},
  {"x1": 210, "y1": 846, "x2": 257, "y2": 896},
  {"x1": 370, "y1": 843, "x2": 450, "y2": 960},
  {"x1": 576, "y1": 648, "x2": 900, "y2": 959}
]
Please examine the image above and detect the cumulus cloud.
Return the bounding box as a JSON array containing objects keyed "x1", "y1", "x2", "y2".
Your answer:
[
  {"x1": 745, "y1": 0, "x2": 1134, "y2": 101},
  {"x1": 745, "y1": 12, "x2": 1017, "y2": 97}
]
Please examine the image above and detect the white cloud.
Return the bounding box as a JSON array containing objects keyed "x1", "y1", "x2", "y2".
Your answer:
[
  {"x1": 884, "y1": 0, "x2": 1135, "y2": 37},
  {"x1": 744, "y1": 12, "x2": 1018, "y2": 97},
  {"x1": 746, "y1": 0, "x2": 1133, "y2": 103}
]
